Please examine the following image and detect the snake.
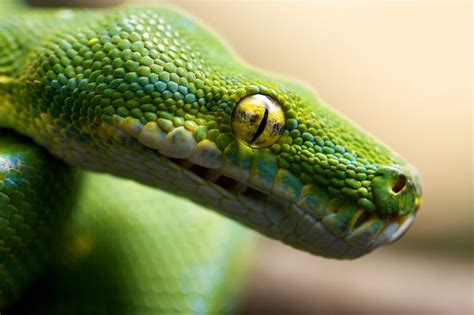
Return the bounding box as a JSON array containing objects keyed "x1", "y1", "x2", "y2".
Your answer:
[{"x1": 0, "y1": 1, "x2": 423, "y2": 314}]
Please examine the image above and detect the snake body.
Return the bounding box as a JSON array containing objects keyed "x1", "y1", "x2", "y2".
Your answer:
[{"x1": 0, "y1": 3, "x2": 422, "y2": 313}]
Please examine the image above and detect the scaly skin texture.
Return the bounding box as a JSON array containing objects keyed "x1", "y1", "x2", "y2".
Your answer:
[
  {"x1": 0, "y1": 131, "x2": 78, "y2": 307},
  {"x1": 7, "y1": 172, "x2": 257, "y2": 314},
  {"x1": 0, "y1": 6, "x2": 422, "y2": 259}
]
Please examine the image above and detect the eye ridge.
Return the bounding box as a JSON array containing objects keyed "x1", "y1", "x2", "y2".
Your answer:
[{"x1": 250, "y1": 106, "x2": 269, "y2": 143}]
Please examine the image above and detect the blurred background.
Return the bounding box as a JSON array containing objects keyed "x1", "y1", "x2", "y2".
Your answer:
[{"x1": 20, "y1": 0, "x2": 474, "y2": 314}]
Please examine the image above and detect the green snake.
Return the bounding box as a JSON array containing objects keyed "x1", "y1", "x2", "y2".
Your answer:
[{"x1": 0, "y1": 2, "x2": 422, "y2": 313}]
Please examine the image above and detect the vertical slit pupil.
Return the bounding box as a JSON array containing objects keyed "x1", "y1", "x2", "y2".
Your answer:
[{"x1": 251, "y1": 107, "x2": 269, "y2": 143}]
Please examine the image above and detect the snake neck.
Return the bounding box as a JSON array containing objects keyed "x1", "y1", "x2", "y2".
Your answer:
[
  {"x1": 0, "y1": 80, "x2": 12, "y2": 128},
  {"x1": 0, "y1": 8, "x2": 36, "y2": 127},
  {"x1": 0, "y1": 9, "x2": 16, "y2": 127},
  {"x1": 0, "y1": 9, "x2": 91, "y2": 128}
]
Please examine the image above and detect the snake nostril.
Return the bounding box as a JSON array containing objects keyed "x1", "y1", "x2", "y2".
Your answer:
[{"x1": 392, "y1": 174, "x2": 407, "y2": 193}]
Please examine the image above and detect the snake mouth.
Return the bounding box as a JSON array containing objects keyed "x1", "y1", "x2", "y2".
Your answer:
[
  {"x1": 171, "y1": 157, "x2": 267, "y2": 199},
  {"x1": 159, "y1": 154, "x2": 417, "y2": 259}
]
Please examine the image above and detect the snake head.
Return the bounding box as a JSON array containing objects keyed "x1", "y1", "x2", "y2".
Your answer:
[
  {"x1": 241, "y1": 83, "x2": 423, "y2": 258},
  {"x1": 14, "y1": 6, "x2": 422, "y2": 259}
]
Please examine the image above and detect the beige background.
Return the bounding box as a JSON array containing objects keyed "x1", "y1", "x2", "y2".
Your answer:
[{"x1": 23, "y1": 0, "x2": 474, "y2": 314}]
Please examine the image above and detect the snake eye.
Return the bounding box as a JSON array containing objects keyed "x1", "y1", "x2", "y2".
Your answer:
[{"x1": 231, "y1": 94, "x2": 285, "y2": 148}]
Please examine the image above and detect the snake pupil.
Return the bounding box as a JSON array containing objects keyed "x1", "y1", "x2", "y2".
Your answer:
[{"x1": 250, "y1": 107, "x2": 269, "y2": 143}]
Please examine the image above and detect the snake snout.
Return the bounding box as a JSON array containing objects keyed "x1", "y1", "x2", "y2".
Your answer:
[
  {"x1": 367, "y1": 165, "x2": 422, "y2": 247},
  {"x1": 371, "y1": 165, "x2": 422, "y2": 218}
]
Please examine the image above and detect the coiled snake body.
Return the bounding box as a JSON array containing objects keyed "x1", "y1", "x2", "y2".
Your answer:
[{"x1": 0, "y1": 3, "x2": 422, "y2": 313}]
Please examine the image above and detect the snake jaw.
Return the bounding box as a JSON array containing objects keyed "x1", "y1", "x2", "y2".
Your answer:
[
  {"x1": 117, "y1": 123, "x2": 416, "y2": 259},
  {"x1": 41, "y1": 113, "x2": 420, "y2": 260}
]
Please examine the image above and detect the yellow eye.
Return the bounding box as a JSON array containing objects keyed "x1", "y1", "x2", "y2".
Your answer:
[{"x1": 231, "y1": 94, "x2": 285, "y2": 148}]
